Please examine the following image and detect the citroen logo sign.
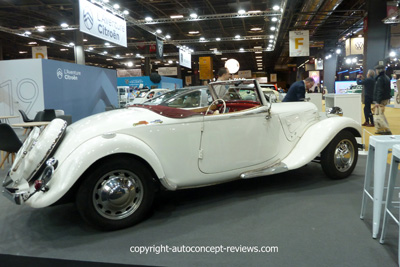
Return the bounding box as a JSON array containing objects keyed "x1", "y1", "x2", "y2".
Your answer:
[
  {"x1": 57, "y1": 68, "x2": 63, "y2": 79},
  {"x1": 83, "y1": 9, "x2": 94, "y2": 30}
]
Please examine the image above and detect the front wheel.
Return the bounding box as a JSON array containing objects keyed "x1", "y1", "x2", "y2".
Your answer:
[
  {"x1": 321, "y1": 130, "x2": 358, "y2": 180},
  {"x1": 76, "y1": 158, "x2": 155, "y2": 230}
]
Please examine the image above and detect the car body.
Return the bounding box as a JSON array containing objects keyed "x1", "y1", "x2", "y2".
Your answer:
[
  {"x1": 3, "y1": 79, "x2": 361, "y2": 230},
  {"x1": 128, "y1": 89, "x2": 169, "y2": 105}
]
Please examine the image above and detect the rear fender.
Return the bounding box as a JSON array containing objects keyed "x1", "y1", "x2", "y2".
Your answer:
[
  {"x1": 26, "y1": 134, "x2": 167, "y2": 208},
  {"x1": 281, "y1": 117, "x2": 361, "y2": 170}
]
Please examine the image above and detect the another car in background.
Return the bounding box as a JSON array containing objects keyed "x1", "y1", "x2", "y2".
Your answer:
[
  {"x1": 128, "y1": 89, "x2": 170, "y2": 105},
  {"x1": 138, "y1": 86, "x2": 211, "y2": 109},
  {"x1": 259, "y1": 83, "x2": 280, "y2": 102}
]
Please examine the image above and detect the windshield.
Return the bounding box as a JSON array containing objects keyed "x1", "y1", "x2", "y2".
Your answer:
[
  {"x1": 141, "y1": 87, "x2": 211, "y2": 109},
  {"x1": 211, "y1": 81, "x2": 262, "y2": 104}
]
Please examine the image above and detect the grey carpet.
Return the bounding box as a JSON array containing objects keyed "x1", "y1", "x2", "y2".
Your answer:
[{"x1": 0, "y1": 128, "x2": 399, "y2": 266}]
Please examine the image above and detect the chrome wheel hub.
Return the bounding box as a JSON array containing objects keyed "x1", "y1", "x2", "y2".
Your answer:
[
  {"x1": 93, "y1": 170, "x2": 143, "y2": 220},
  {"x1": 334, "y1": 139, "x2": 355, "y2": 172}
]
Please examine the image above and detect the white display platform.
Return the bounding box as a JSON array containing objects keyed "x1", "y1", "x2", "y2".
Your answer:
[
  {"x1": 325, "y1": 93, "x2": 361, "y2": 124},
  {"x1": 306, "y1": 93, "x2": 322, "y2": 112},
  {"x1": 394, "y1": 91, "x2": 400, "y2": 109}
]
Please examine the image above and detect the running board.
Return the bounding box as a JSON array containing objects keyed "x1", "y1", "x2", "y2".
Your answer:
[{"x1": 240, "y1": 162, "x2": 289, "y2": 179}]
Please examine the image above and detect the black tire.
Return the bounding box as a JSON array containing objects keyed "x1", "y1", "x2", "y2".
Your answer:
[
  {"x1": 76, "y1": 158, "x2": 155, "y2": 230},
  {"x1": 321, "y1": 130, "x2": 358, "y2": 180}
]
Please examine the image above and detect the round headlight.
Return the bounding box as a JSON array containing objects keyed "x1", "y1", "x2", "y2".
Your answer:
[{"x1": 326, "y1": 106, "x2": 343, "y2": 117}]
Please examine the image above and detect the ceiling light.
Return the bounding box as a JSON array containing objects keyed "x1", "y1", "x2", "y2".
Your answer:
[
  {"x1": 235, "y1": 35, "x2": 241, "y2": 39},
  {"x1": 88, "y1": 47, "x2": 94, "y2": 50},
  {"x1": 269, "y1": 35, "x2": 274, "y2": 39},
  {"x1": 168, "y1": 60, "x2": 173, "y2": 64},
  {"x1": 103, "y1": 51, "x2": 108, "y2": 54},
  {"x1": 248, "y1": 10, "x2": 261, "y2": 13},
  {"x1": 273, "y1": 5, "x2": 280, "y2": 11},
  {"x1": 19, "y1": 51, "x2": 28, "y2": 54},
  {"x1": 270, "y1": 26, "x2": 276, "y2": 31},
  {"x1": 271, "y1": 17, "x2": 278, "y2": 22},
  {"x1": 254, "y1": 46, "x2": 262, "y2": 49},
  {"x1": 136, "y1": 53, "x2": 141, "y2": 57},
  {"x1": 390, "y1": 51, "x2": 396, "y2": 57},
  {"x1": 239, "y1": 48, "x2": 244, "y2": 52},
  {"x1": 116, "y1": 54, "x2": 120, "y2": 58},
  {"x1": 127, "y1": 62, "x2": 133, "y2": 67},
  {"x1": 345, "y1": 58, "x2": 351, "y2": 64},
  {"x1": 83, "y1": 39, "x2": 88, "y2": 42},
  {"x1": 123, "y1": 10, "x2": 129, "y2": 15},
  {"x1": 24, "y1": 31, "x2": 31, "y2": 35},
  {"x1": 200, "y1": 37, "x2": 205, "y2": 41},
  {"x1": 255, "y1": 51, "x2": 262, "y2": 54},
  {"x1": 37, "y1": 28, "x2": 45, "y2": 32},
  {"x1": 113, "y1": 4, "x2": 120, "y2": 9},
  {"x1": 190, "y1": 13, "x2": 198, "y2": 19},
  {"x1": 352, "y1": 57, "x2": 357, "y2": 63},
  {"x1": 221, "y1": 58, "x2": 227, "y2": 60},
  {"x1": 28, "y1": 41, "x2": 37, "y2": 45},
  {"x1": 269, "y1": 40, "x2": 274, "y2": 43},
  {"x1": 166, "y1": 34, "x2": 171, "y2": 39},
  {"x1": 188, "y1": 31, "x2": 199, "y2": 34},
  {"x1": 336, "y1": 48, "x2": 342, "y2": 54},
  {"x1": 257, "y1": 59, "x2": 262, "y2": 61},
  {"x1": 106, "y1": 58, "x2": 113, "y2": 61},
  {"x1": 105, "y1": 42, "x2": 110, "y2": 46},
  {"x1": 49, "y1": 37, "x2": 55, "y2": 41},
  {"x1": 238, "y1": 9, "x2": 246, "y2": 15},
  {"x1": 216, "y1": 37, "x2": 221, "y2": 41},
  {"x1": 256, "y1": 56, "x2": 262, "y2": 58},
  {"x1": 69, "y1": 42, "x2": 74, "y2": 46},
  {"x1": 170, "y1": 15, "x2": 183, "y2": 19},
  {"x1": 60, "y1": 48, "x2": 68, "y2": 51},
  {"x1": 156, "y1": 29, "x2": 162, "y2": 34},
  {"x1": 60, "y1": 23, "x2": 69, "y2": 28},
  {"x1": 250, "y1": 27, "x2": 262, "y2": 31},
  {"x1": 258, "y1": 68, "x2": 263, "y2": 70},
  {"x1": 145, "y1": 17, "x2": 153, "y2": 22}
]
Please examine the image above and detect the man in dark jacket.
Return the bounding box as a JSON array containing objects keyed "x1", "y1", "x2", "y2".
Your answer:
[
  {"x1": 373, "y1": 65, "x2": 392, "y2": 135},
  {"x1": 282, "y1": 77, "x2": 315, "y2": 102},
  {"x1": 356, "y1": 69, "x2": 375, "y2": 126}
]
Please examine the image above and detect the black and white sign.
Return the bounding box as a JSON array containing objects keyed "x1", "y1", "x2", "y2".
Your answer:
[
  {"x1": 79, "y1": 0, "x2": 127, "y2": 47},
  {"x1": 179, "y1": 49, "x2": 191, "y2": 69},
  {"x1": 156, "y1": 38, "x2": 163, "y2": 60}
]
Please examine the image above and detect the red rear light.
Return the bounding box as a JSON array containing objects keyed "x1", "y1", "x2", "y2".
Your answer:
[{"x1": 34, "y1": 180, "x2": 43, "y2": 191}]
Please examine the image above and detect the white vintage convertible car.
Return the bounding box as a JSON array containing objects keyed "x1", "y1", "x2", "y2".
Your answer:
[{"x1": 3, "y1": 79, "x2": 361, "y2": 230}]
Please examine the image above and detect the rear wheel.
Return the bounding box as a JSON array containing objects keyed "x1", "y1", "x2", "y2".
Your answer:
[
  {"x1": 321, "y1": 130, "x2": 358, "y2": 180},
  {"x1": 76, "y1": 158, "x2": 155, "y2": 230}
]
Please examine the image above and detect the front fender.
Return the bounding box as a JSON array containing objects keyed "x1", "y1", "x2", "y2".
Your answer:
[
  {"x1": 26, "y1": 133, "x2": 167, "y2": 208},
  {"x1": 281, "y1": 116, "x2": 361, "y2": 170}
]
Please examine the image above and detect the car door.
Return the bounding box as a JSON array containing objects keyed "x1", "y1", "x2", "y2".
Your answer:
[{"x1": 198, "y1": 106, "x2": 280, "y2": 174}]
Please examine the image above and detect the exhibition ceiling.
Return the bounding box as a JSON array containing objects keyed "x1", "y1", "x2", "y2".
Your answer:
[{"x1": 0, "y1": 0, "x2": 367, "y2": 73}]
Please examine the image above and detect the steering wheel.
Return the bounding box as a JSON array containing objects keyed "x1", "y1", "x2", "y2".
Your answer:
[{"x1": 206, "y1": 99, "x2": 226, "y2": 115}]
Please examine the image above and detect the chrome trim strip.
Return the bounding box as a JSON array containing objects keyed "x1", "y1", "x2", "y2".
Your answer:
[{"x1": 240, "y1": 162, "x2": 288, "y2": 179}]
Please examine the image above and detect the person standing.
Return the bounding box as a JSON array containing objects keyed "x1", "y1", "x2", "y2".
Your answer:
[
  {"x1": 356, "y1": 70, "x2": 375, "y2": 127},
  {"x1": 282, "y1": 77, "x2": 315, "y2": 102},
  {"x1": 215, "y1": 67, "x2": 231, "y2": 98},
  {"x1": 373, "y1": 64, "x2": 392, "y2": 135}
]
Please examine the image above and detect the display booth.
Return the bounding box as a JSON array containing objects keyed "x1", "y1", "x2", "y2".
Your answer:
[
  {"x1": 117, "y1": 76, "x2": 183, "y2": 91},
  {"x1": 0, "y1": 59, "x2": 117, "y2": 123},
  {"x1": 325, "y1": 93, "x2": 362, "y2": 124}
]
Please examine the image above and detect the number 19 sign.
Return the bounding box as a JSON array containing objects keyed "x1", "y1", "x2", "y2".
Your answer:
[{"x1": 289, "y1": 30, "x2": 309, "y2": 57}]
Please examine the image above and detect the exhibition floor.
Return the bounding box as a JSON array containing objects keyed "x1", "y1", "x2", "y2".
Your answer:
[{"x1": 1, "y1": 107, "x2": 400, "y2": 267}]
